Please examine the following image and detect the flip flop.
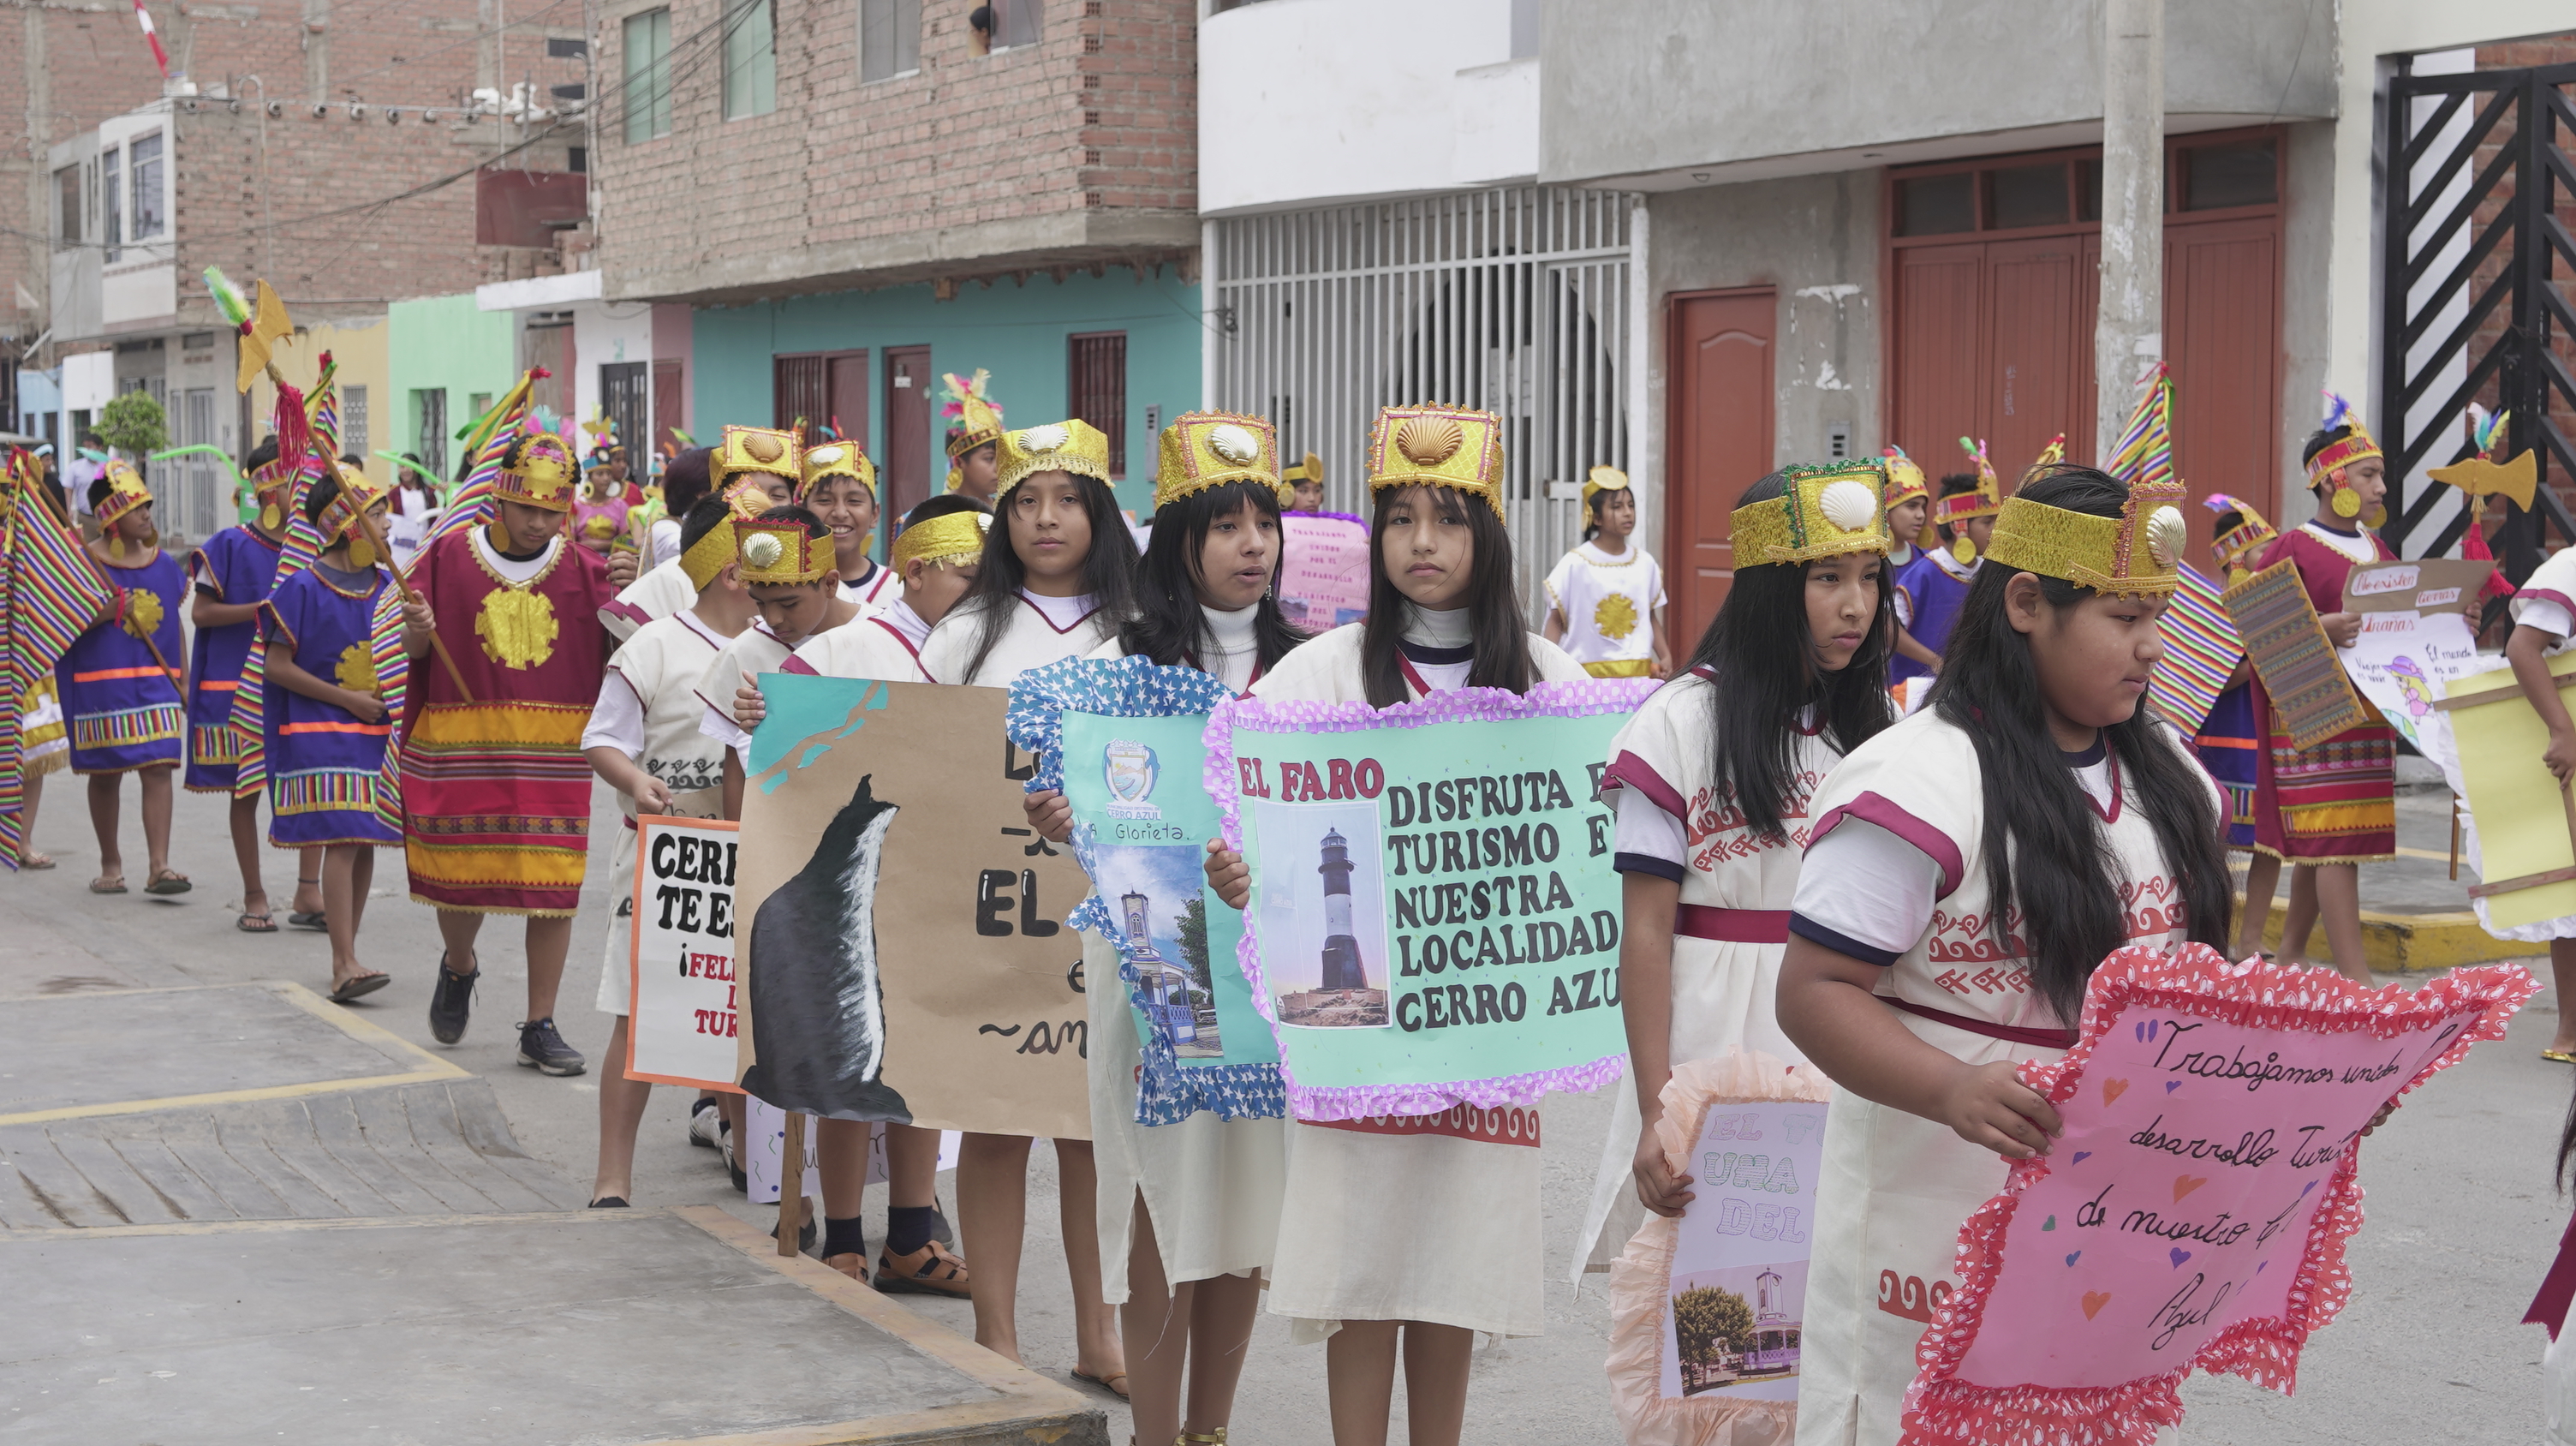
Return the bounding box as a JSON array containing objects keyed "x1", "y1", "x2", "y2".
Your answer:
[
  {"x1": 1069, "y1": 1369, "x2": 1130, "y2": 1401},
  {"x1": 2544, "y1": 1049, "x2": 2575, "y2": 1065},
  {"x1": 326, "y1": 972, "x2": 391, "y2": 1004},
  {"x1": 21, "y1": 851, "x2": 55, "y2": 870},
  {"x1": 237, "y1": 911, "x2": 279, "y2": 934},
  {"x1": 144, "y1": 871, "x2": 191, "y2": 896},
  {"x1": 88, "y1": 876, "x2": 127, "y2": 894},
  {"x1": 287, "y1": 911, "x2": 328, "y2": 931}
]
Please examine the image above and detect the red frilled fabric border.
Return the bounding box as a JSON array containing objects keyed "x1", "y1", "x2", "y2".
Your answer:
[{"x1": 1897, "y1": 942, "x2": 2537, "y2": 1446}]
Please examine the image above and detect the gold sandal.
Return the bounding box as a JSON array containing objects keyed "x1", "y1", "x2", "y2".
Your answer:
[
  {"x1": 1178, "y1": 1432, "x2": 1227, "y2": 1445},
  {"x1": 2544, "y1": 1049, "x2": 2575, "y2": 1064}
]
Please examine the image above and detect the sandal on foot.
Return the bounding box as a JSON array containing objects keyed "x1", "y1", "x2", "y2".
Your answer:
[
  {"x1": 287, "y1": 910, "x2": 328, "y2": 931},
  {"x1": 1178, "y1": 1431, "x2": 1229, "y2": 1445},
  {"x1": 2545, "y1": 1049, "x2": 2575, "y2": 1064},
  {"x1": 1070, "y1": 1368, "x2": 1130, "y2": 1401},
  {"x1": 144, "y1": 870, "x2": 191, "y2": 896},
  {"x1": 237, "y1": 911, "x2": 279, "y2": 933},
  {"x1": 823, "y1": 1252, "x2": 872, "y2": 1283},
  {"x1": 20, "y1": 851, "x2": 55, "y2": 870},
  {"x1": 327, "y1": 971, "x2": 391, "y2": 1004},
  {"x1": 88, "y1": 875, "x2": 127, "y2": 894},
  {"x1": 874, "y1": 1240, "x2": 970, "y2": 1298}
]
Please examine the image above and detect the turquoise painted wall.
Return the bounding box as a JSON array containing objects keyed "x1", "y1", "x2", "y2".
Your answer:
[
  {"x1": 387, "y1": 293, "x2": 519, "y2": 484},
  {"x1": 690, "y1": 270, "x2": 1203, "y2": 522}
]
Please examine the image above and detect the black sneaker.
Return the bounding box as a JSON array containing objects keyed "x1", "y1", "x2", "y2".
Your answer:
[
  {"x1": 428, "y1": 955, "x2": 477, "y2": 1044},
  {"x1": 516, "y1": 1016, "x2": 587, "y2": 1076}
]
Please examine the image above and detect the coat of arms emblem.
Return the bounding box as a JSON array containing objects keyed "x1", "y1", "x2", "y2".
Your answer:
[{"x1": 1104, "y1": 740, "x2": 1160, "y2": 818}]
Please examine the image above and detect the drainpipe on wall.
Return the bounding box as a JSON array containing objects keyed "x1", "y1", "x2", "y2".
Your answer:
[{"x1": 2094, "y1": 0, "x2": 2163, "y2": 457}]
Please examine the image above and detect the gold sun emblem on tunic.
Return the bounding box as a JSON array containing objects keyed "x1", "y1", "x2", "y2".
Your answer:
[
  {"x1": 122, "y1": 588, "x2": 164, "y2": 640},
  {"x1": 334, "y1": 642, "x2": 381, "y2": 696},
  {"x1": 1593, "y1": 593, "x2": 1639, "y2": 642},
  {"x1": 474, "y1": 587, "x2": 559, "y2": 670}
]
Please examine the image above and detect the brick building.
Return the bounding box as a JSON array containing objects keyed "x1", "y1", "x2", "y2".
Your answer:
[{"x1": 586, "y1": 0, "x2": 1202, "y2": 527}]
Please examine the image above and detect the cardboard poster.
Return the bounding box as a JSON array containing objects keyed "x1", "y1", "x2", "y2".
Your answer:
[
  {"x1": 1207, "y1": 678, "x2": 1650, "y2": 1120},
  {"x1": 2444, "y1": 651, "x2": 2576, "y2": 930},
  {"x1": 1662, "y1": 1100, "x2": 1830, "y2": 1401},
  {"x1": 1278, "y1": 513, "x2": 1372, "y2": 633},
  {"x1": 2146, "y1": 563, "x2": 2242, "y2": 735},
  {"x1": 2223, "y1": 559, "x2": 2370, "y2": 751},
  {"x1": 2336, "y1": 559, "x2": 2494, "y2": 749},
  {"x1": 735, "y1": 676, "x2": 1094, "y2": 1140},
  {"x1": 626, "y1": 816, "x2": 743, "y2": 1091},
  {"x1": 1900, "y1": 944, "x2": 2533, "y2": 1446}
]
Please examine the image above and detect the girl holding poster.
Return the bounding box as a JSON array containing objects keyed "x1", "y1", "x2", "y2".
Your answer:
[
  {"x1": 918, "y1": 418, "x2": 1141, "y2": 1395},
  {"x1": 1775, "y1": 465, "x2": 2234, "y2": 1445},
  {"x1": 1024, "y1": 411, "x2": 1309, "y2": 1446},
  {"x1": 1206, "y1": 403, "x2": 1588, "y2": 1446},
  {"x1": 1577, "y1": 463, "x2": 1897, "y2": 1276}
]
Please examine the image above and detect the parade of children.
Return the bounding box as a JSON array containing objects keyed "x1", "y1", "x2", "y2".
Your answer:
[{"x1": 8, "y1": 356, "x2": 2574, "y2": 1446}]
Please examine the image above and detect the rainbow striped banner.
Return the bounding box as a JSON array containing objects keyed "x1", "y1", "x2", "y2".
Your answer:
[
  {"x1": 2107, "y1": 362, "x2": 2174, "y2": 491},
  {"x1": 415, "y1": 370, "x2": 544, "y2": 559},
  {"x1": 2148, "y1": 560, "x2": 2243, "y2": 736},
  {"x1": 2, "y1": 455, "x2": 115, "y2": 867}
]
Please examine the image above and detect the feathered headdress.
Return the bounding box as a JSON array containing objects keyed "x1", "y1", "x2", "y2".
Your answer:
[{"x1": 940, "y1": 368, "x2": 1006, "y2": 479}]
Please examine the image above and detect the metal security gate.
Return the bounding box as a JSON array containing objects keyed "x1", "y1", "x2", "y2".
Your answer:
[
  {"x1": 2379, "y1": 58, "x2": 2576, "y2": 582},
  {"x1": 1208, "y1": 188, "x2": 1640, "y2": 622}
]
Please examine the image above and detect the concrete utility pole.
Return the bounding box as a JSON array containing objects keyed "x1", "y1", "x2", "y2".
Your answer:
[{"x1": 2094, "y1": 0, "x2": 2163, "y2": 457}]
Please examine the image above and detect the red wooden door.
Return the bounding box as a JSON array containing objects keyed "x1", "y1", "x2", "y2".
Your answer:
[
  {"x1": 1666, "y1": 288, "x2": 1775, "y2": 647},
  {"x1": 2164, "y1": 216, "x2": 2281, "y2": 525},
  {"x1": 884, "y1": 346, "x2": 934, "y2": 523},
  {"x1": 1892, "y1": 244, "x2": 1984, "y2": 480},
  {"x1": 827, "y1": 353, "x2": 870, "y2": 452},
  {"x1": 1984, "y1": 233, "x2": 2088, "y2": 475},
  {"x1": 651, "y1": 359, "x2": 685, "y2": 457}
]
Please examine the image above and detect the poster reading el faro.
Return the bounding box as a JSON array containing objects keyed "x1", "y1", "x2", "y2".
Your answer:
[
  {"x1": 734, "y1": 676, "x2": 1094, "y2": 1140},
  {"x1": 626, "y1": 816, "x2": 743, "y2": 1090},
  {"x1": 1208, "y1": 680, "x2": 1650, "y2": 1120}
]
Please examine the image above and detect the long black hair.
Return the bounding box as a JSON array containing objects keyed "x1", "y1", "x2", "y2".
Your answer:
[
  {"x1": 1119, "y1": 480, "x2": 1307, "y2": 674},
  {"x1": 1928, "y1": 465, "x2": 2233, "y2": 1023},
  {"x1": 1685, "y1": 471, "x2": 1895, "y2": 840},
  {"x1": 955, "y1": 469, "x2": 1142, "y2": 682},
  {"x1": 1359, "y1": 483, "x2": 1534, "y2": 708}
]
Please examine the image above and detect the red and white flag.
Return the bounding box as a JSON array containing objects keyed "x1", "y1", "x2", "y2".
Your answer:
[{"x1": 133, "y1": 0, "x2": 170, "y2": 79}]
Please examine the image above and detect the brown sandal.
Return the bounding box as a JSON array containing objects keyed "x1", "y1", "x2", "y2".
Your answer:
[
  {"x1": 874, "y1": 1239, "x2": 971, "y2": 1297},
  {"x1": 822, "y1": 1252, "x2": 871, "y2": 1284}
]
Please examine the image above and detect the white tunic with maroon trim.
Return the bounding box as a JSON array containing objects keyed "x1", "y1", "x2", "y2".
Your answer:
[
  {"x1": 599, "y1": 556, "x2": 699, "y2": 642},
  {"x1": 1571, "y1": 668, "x2": 1848, "y2": 1276},
  {"x1": 1788, "y1": 710, "x2": 2207, "y2": 1446},
  {"x1": 839, "y1": 557, "x2": 901, "y2": 614},
  {"x1": 785, "y1": 602, "x2": 934, "y2": 684},
  {"x1": 1249, "y1": 615, "x2": 1588, "y2": 1341},
  {"x1": 917, "y1": 589, "x2": 1114, "y2": 687}
]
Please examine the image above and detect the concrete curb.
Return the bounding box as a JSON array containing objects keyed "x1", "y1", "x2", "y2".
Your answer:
[{"x1": 2244, "y1": 896, "x2": 2540, "y2": 974}]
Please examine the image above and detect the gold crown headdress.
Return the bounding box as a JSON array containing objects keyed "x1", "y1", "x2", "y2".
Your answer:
[
  {"x1": 712, "y1": 425, "x2": 802, "y2": 498},
  {"x1": 2307, "y1": 392, "x2": 2383, "y2": 520},
  {"x1": 797, "y1": 439, "x2": 878, "y2": 501},
  {"x1": 314, "y1": 463, "x2": 388, "y2": 569},
  {"x1": 1366, "y1": 403, "x2": 1507, "y2": 521},
  {"x1": 94, "y1": 458, "x2": 155, "y2": 559},
  {"x1": 246, "y1": 446, "x2": 300, "y2": 532},
  {"x1": 1154, "y1": 411, "x2": 1286, "y2": 511},
  {"x1": 1580, "y1": 464, "x2": 1631, "y2": 517},
  {"x1": 1282, "y1": 451, "x2": 1325, "y2": 487},
  {"x1": 1729, "y1": 462, "x2": 1894, "y2": 566},
  {"x1": 2201, "y1": 493, "x2": 2277, "y2": 586},
  {"x1": 679, "y1": 517, "x2": 740, "y2": 591},
  {"x1": 493, "y1": 433, "x2": 578, "y2": 512},
  {"x1": 1880, "y1": 445, "x2": 1929, "y2": 508},
  {"x1": 890, "y1": 509, "x2": 992, "y2": 573},
  {"x1": 1985, "y1": 474, "x2": 2187, "y2": 599},
  {"x1": 733, "y1": 517, "x2": 836, "y2": 586},
  {"x1": 997, "y1": 419, "x2": 1114, "y2": 495},
  {"x1": 942, "y1": 370, "x2": 1007, "y2": 461},
  {"x1": 2018, "y1": 433, "x2": 2067, "y2": 488},
  {"x1": 1932, "y1": 437, "x2": 2006, "y2": 562}
]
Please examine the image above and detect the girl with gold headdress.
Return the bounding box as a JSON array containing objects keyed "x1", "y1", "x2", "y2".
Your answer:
[
  {"x1": 61, "y1": 461, "x2": 190, "y2": 895},
  {"x1": 917, "y1": 416, "x2": 1142, "y2": 1395},
  {"x1": 1776, "y1": 465, "x2": 2233, "y2": 1443},
  {"x1": 1202, "y1": 404, "x2": 1589, "y2": 1445},
  {"x1": 1574, "y1": 463, "x2": 1897, "y2": 1288},
  {"x1": 259, "y1": 465, "x2": 407, "y2": 1000},
  {"x1": 2239, "y1": 395, "x2": 2395, "y2": 988},
  {"x1": 1889, "y1": 444, "x2": 2005, "y2": 697},
  {"x1": 1541, "y1": 466, "x2": 1671, "y2": 679},
  {"x1": 186, "y1": 435, "x2": 315, "y2": 932}
]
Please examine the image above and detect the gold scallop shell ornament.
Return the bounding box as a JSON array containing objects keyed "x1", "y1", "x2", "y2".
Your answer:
[
  {"x1": 1207, "y1": 423, "x2": 1260, "y2": 465},
  {"x1": 2144, "y1": 505, "x2": 2187, "y2": 570},
  {"x1": 1818, "y1": 478, "x2": 1881, "y2": 533},
  {"x1": 1395, "y1": 415, "x2": 1464, "y2": 468},
  {"x1": 740, "y1": 532, "x2": 786, "y2": 571},
  {"x1": 1017, "y1": 424, "x2": 1071, "y2": 454}
]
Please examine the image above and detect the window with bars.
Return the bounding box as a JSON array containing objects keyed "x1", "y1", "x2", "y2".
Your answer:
[
  {"x1": 1068, "y1": 332, "x2": 1127, "y2": 479},
  {"x1": 128, "y1": 132, "x2": 164, "y2": 242},
  {"x1": 343, "y1": 385, "x2": 370, "y2": 460},
  {"x1": 55, "y1": 165, "x2": 81, "y2": 243},
  {"x1": 414, "y1": 389, "x2": 448, "y2": 480},
  {"x1": 860, "y1": 0, "x2": 920, "y2": 81},
  {"x1": 723, "y1": 0, "x2": 777, "y2": 120},
  {"x1": 623, "y1": 9, "x2": 672, "y2": 142}
]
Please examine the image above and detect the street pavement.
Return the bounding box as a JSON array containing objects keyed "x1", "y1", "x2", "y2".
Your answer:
[{"x1": 1, "y1": 769, "x2": 2568, "y2": 1444}]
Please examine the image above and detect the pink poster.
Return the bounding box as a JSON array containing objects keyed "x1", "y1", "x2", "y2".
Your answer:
[
  {"x1": 1279, "y1": 513, "x2": 1371, "y2": 632},
  {"x1": 1901, "y1": 944, "x2": 2535, "y2": 1446}
]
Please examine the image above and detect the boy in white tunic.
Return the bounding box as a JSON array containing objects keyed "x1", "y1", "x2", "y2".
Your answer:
[
  {"x1": 580, "y1": 496, "x2": 751, "y2": 1208},
  {"x1": 1775, "y1": 465, "x2": 2235, "y2": 1446},
  {"x1": 797, "y1": 439, "x2": 901, "y2": 613},
  {"x1": 603, "y1": 437, "x2": 792, "y2": 642},
  {"x1": 1542, "y1": 465, "x2": 1669, "y2": 678}
]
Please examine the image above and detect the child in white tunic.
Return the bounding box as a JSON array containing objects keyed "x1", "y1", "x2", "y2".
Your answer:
[
  {"x1": 915, "y1": 418, "x2": 1144, "y2": 1391},
  {"x1": 1206, "y1": 404, "x2": 1587, "y2": 1446},
  {"x1": 579, "y1": 496, "x2": 752, "y2": 1207},
  {"x1": 1775, "y1": 466, "x2": 2234, "y2": 1446},
  {"x1": 1542, "y1": 466, "x2": 1669, "y2": 679},
  {"x1": 2492, "y1": 538, "x2": 2576, "y2": 1059},
  {"x1": 796, "y1": 439, "x2": 902, "y2": 614},
  {"x1": 603, "y1": 440, "x2": 788, "y2": 642},
  {"x1": 1577, "y1": 463, "x2": 1900, "y2": 1288},
  {"x1": 1023, "y1": 411, "x2": 1306, "y2": 1446},
  {"x1": 693, "y1": 505, "x2": 867, "y2": 817}
]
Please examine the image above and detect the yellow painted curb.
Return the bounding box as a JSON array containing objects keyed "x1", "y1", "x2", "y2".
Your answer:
[{"x1": 2242, "y1": 896, "x2": 2540, "y2": 973}]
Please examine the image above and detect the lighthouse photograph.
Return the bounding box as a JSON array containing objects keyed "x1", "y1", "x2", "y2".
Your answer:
[{"x1": 1249, "y1": 796, "x2": 1392, "y2": 1029}]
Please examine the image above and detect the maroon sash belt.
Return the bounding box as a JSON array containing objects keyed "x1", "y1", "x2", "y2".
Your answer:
[
  {"x1": 1887, "y1": 996, "x2": 2077, "y2": 1050},
  {"x1": 1674, "y1": 905, "x2": 1791, "y2": 944}
]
